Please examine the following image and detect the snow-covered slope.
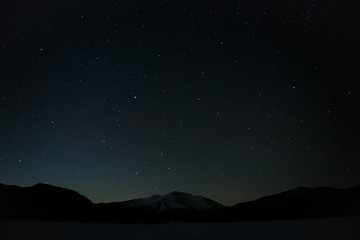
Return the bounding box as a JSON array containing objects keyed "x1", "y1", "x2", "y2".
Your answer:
[{"x1": 120, "y1": 191, "x2": 224, "y2": 214}]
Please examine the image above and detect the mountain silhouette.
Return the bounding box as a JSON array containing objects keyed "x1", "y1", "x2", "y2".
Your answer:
[
  {"x1": 0, "y1": 183, "x2": 92, "y2": 221},
  {"x1": 1, "y1": 183, "x2": 359, "y2": 222},
  {"x1": 222, "y1": 184, "x2": 360, "y2": 221}
]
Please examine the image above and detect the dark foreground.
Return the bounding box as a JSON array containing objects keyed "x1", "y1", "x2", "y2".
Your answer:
[{"x1": 1, "y1": 217, "x2": 360, "y2": 240}]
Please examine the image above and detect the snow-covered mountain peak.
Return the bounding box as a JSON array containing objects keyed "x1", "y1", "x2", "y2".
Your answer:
[{"x1": 121, "y1": 191, "x2": 224, "y2": 214}]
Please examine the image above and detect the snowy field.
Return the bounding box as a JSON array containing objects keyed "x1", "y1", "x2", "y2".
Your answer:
[{"x1": 1, "y1": 217, "x2": 360, "y2": 240}]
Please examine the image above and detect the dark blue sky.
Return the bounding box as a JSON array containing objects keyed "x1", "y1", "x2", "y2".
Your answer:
[{"x1": 0, "y1": 0, "x2": 359, "y2": 205}]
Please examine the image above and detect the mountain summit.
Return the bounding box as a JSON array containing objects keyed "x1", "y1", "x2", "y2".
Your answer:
[{"x1": 120, "y1": 191, "x2": 224, "y2": 214}]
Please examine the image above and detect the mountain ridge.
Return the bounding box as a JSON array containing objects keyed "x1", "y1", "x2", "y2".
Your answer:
[
  {"x1": 1, "y1": 183, "x2": 359, "y2": 222},
  {"x1": 225, "y1": 184, "x2": 360, "y2": 221},
  {"x1": 118, "y1": 190, "x2": 224, "y2": 215}
]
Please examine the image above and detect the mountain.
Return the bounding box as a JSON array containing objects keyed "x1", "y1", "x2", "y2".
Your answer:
[
  {"x1": 117, "y1": 191, "x2": 224, "y2": 222},
  {"x1": 0, "y1": 183, "x2": 223, "y2": 222},
  {"x1": 0, "y1": 183, "x2": 92, "y2": 221},
  {"x1": 222, "y1": 184, "x2": 360, "y2": 221},
  {"x1": 1, "y1": 183, "x2": 359, "y2": 222},
  {"x1": 120, "y1": 191, "x2": 224, "y2": 215}
]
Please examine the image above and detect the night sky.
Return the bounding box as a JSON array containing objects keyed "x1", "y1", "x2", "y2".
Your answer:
[{"x1": 0, "y1": 0, "x2": 359, "y2": 206}]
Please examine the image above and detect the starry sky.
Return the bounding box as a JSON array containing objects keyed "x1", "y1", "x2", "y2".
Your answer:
[{"x1": 0, "y1": 0, "x2": 359, "y2": 206}]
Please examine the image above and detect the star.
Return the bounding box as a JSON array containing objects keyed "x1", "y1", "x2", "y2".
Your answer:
[{"x1": 0, "y1": 0, "x2": 358, "y2": 207}]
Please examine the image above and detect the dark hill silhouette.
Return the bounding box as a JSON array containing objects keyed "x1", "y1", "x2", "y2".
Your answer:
[
  {"x1": 222, "y1": 184, "x2": 360, "y2": 221},
  {"x1": 0, "y1": 183, "x2": 92, "y2": 221}
]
